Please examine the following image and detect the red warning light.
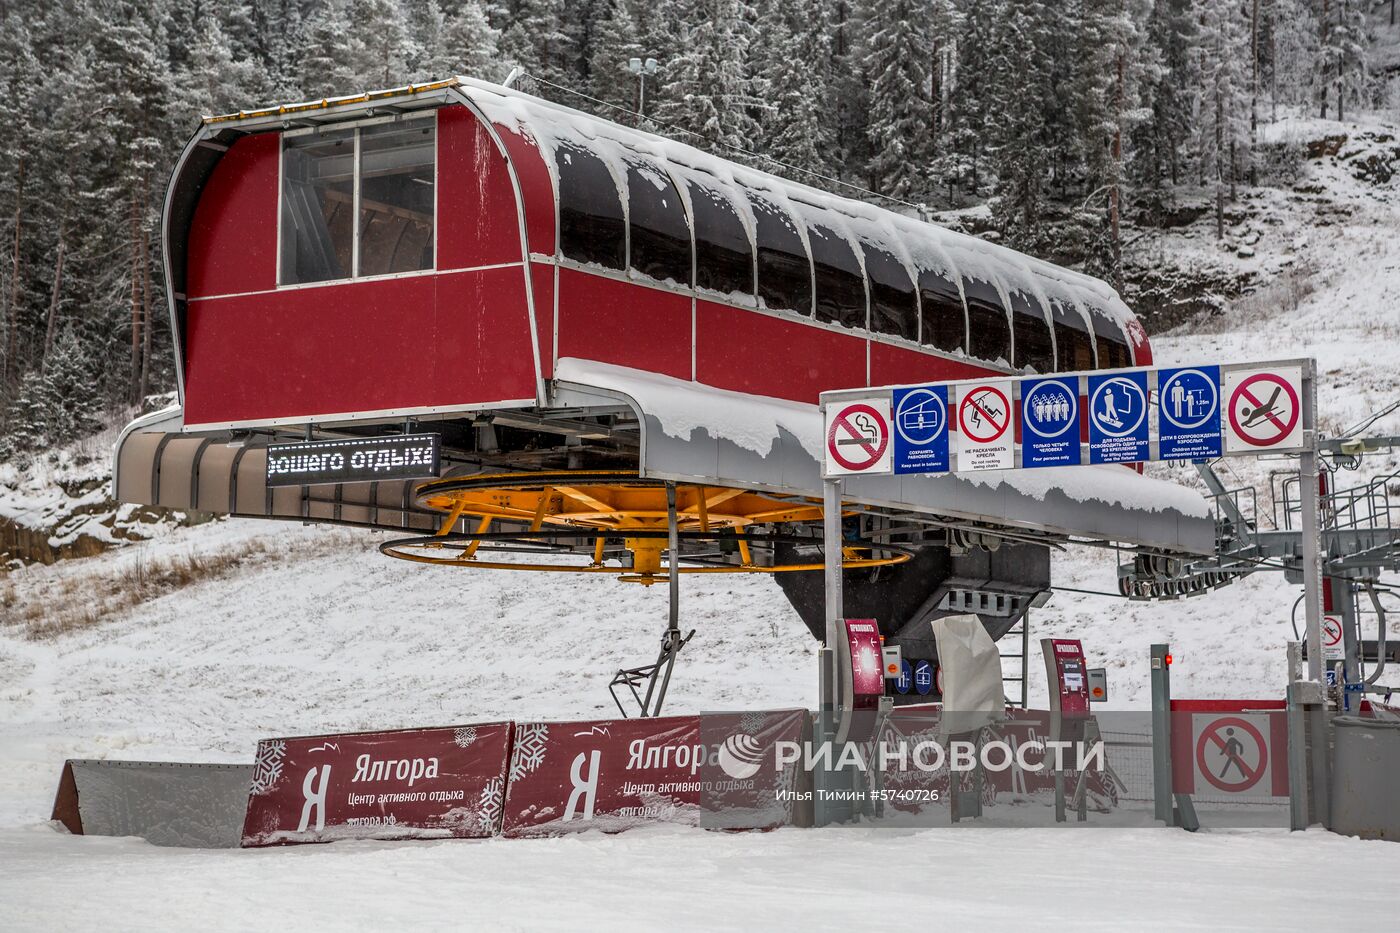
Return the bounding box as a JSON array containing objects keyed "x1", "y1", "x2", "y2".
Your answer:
[{"x1": 1165, "y1": 653, "x2": 1173, "y2": 666}]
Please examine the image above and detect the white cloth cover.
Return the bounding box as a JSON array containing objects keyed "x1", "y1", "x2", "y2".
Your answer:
[{"x1": 931, "y1": 614, "x2": 1004, "y2": 735}]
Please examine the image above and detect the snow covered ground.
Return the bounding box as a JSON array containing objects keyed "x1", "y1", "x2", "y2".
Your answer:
[
  {"x1": 4, "y1": 821, "x2": 1398, "y2": 932},
  {"x1": 4, "y1": 109, "x2": 1400, "y2": 930}
]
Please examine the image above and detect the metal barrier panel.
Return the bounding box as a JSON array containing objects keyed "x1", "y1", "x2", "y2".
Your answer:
[
  {"x1": 52, "y1": 759, "x2": 253, "y2": 848},
  {"x1": 240, "y1": 722, "x2": 513, "y2": 847}
]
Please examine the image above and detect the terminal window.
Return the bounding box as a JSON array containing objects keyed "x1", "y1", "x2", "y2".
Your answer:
[{"x1": 280, "y1": 115, "x2": 436, "y2": 286}]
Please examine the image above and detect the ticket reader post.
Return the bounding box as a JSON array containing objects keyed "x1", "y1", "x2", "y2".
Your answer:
[
  {"x1": 817, "y1": 619, "x2": 891, "y2": 825},
  {"x1": 1042, "y1": 638, "x2": 1092, "y2": 822}
]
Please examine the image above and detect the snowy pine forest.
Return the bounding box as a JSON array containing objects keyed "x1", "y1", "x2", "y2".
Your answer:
[{"x1": 0, "y1": 0, "x2": 1396, "y2": 461}]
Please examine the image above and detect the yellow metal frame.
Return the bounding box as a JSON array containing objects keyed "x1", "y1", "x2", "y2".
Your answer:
[{"x1": 381, "y1": 471, "x2": 909, "y2": 582}]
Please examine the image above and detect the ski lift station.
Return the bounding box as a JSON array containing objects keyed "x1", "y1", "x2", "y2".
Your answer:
[{"x1": 94, "y1": 77, "x2": 1400, "y2": 844}]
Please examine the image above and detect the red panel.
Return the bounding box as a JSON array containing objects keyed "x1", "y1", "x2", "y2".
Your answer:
[
  {"x1": 868, "y1": 340, "x2": 994, "y2": 389},
  {"x1": 530, "y1": 261, "x2": 555, "y2": 378},
  {"x1": 184, "y1": 266, "x2": 535, "y2": 425},
  {"x1": 240, "y1": 722, "x2": 512, "y2": 846},
  {"x1": 188, "y1": 132, "x2": 279, "y2": 298},
  {"x1": 490, "y1": 119, "x2": 556, "y2": 257},
  {"x1": 437, "y1": 105, "x2": 523, "y2": 271},
  {"x1": 1127, "y1": 317, "x2": 1153, "y2": 366},
  {"x1": 556, "y1": 268, "x2": 691, "y2": 380},
  {"x1": 695, "y1": 300, "x2": 864, "y2": 404}
]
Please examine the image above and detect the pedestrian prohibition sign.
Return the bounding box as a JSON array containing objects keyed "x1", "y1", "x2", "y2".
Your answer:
[
  {"x1": 1194, "y1": 714, "x2": 1270, "y2": 795},
  {"x1": 824, "y1": 398, "x2": 892, "y2": 475},
  {"x1": 956, "y1": 381, "x2": 1013, "y2": 472},
  {"x1": 1223, "y1": 366, "x2": 1304, "y2": 454}
]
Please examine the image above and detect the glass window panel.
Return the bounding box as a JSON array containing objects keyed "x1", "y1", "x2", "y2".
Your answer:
[
  {"x1": 357, "y1": 120, "x2": 435, "y2": 277},
  {"x1": 556, "y1": 141, "x2": 625, "y2": 270},
  {"x1": 806, "y1": 221, "x2": 865, "y2": 329},
  {"x1": 751, "y1": 194, "x2": 811, "y2": 315},
  {"x1": 624, "y1": 156, "x2": 692, "y2": 286},
  {"x1": 1009, "y1": 289, "x2": 1055, "y2": 374},
  {"x1": 281, "y1": 129, "x2": 355, "y2": 284},
  {"x1": 686, "y1": 174, "x2": 753, "y2": 299},
  {"x1": 918, "y1": 267, "x2": 966, "y2": 353},
  {"x1": 963, "y1": 276, "x2": 1010, "y2": 364},
  {"x1": 862, "y1": 242, "x2": 916, "y2": 341},
  {"x1": 1089, "y1": 305, "x2": 1133, "y2": 369},
  {"x1": 1050, "y1": 299, "x2": 1095, "y2": 371}
]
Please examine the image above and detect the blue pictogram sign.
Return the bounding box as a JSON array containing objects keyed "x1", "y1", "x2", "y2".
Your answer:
[
  {"x1": 1020, "y1": 377, "x2": 1081, "y2": 468},
  {"x1": 913, "y1": 659, "x2": 934, "y2": 696},
  {"x1": 891, "y1": 385, "x2": 950, "y2": 475},
  {"x1": 1158, "y1": 366, "x2": 1222, "y2": 461},
  {"x1": 1088, "y1": 371, "x2": 1150, "y2": 464},
  {"x1": 895, "y1": 659, "x2": 912, "y2": 694}
]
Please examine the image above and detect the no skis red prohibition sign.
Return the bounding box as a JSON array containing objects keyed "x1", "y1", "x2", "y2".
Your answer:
[{"x1": 826, "y1": 402, "x2": 890, "y2": 473}]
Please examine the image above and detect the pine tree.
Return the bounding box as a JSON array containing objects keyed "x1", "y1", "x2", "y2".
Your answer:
[
  {"x1": 587, "y1": 0, "x2": 645, "y2": 111},
  {"x1": 758, "y1": 0, "x2": 836, "y2": 180},
  {"x1": 1191, "y1": 0, "x2": 1250, "y2": 240},
  {"x1": 863, "y1": 0, "x2": 933, "y2": 200},
  {"x1": 299, "y1": 0, "x2": 362, "y2": 97},
  {"x1": 437, "y1": 1, "x2": 502, "y2": 80},
  {"x1": 42, "y1": 329, "x2": 102, "y2": 447},
  {"x1": 499, "y1": 0, "x2": 576, "y2": 90},
  {"x1": 351, "y1": 0, "x2": 421, "y2": 87},
  {"x1": 1317, "y1": 0, "x2": 1369, "y2": 120},
  {"x1": 654, "y1": 0, "x2": 763, "y2": 153}
]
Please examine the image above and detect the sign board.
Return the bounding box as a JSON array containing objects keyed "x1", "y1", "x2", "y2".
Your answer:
[
  {"x1": 913, "y1": 659, "x2": 934, "y2": 696},
  {"x1": 894, "y1": 659, "x2": 912, "y2": 695},
  {"x1": 824, "y1": 398, "x2": 892, "y2": 475},
  {"x1": 1087, "y1": 667, "x2": 1108, "y2": 702},
  {"x1": 1020, "y1": 377, "x2": 1081, "y2": 468},
  {"x1": 1190, "y1": 714, "x2": 1277, "y2": 797},
  {"x1": 892, "y1": 385, "x2": 950, "y2": 474},
  {"x1": 956, "y1": 381, "x2": 1014, "y2": 471},
  {"x1": 265, "y1": 434, "x2": 441, "y2": 488},
  {"x1": 1087, "y1": 371, "x2": 1150, "y2": 464},
  {"x1": 1323, "y1": 614, "x2": 1345, "y2": 661},
  {"x1": 500, "y1": 711, "x2": 808, "y2": 837},
  {"x1": 241, "y1": 722, "x2": 512, "y2": 846},
  {"x1": 1223, "y1": 366, "x2": 1304, "y2": 454},
  {"x1": 1158, "y1": 366, "x2": 1223, "y2": 461},
  {"x1": 822, "y1": 358, "x2": 1311, "y2": 478}
]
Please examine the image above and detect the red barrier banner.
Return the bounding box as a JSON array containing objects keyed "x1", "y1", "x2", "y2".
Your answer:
[
  {"x1": 241, "y1": 722, "x2": 513, "y2": 847},
  {"x1": 877, "y1": 707, "x2": 1121, "y2": 814},
  {"x1": 501, "y1": 710, "x2": 809, "y2": 838}
]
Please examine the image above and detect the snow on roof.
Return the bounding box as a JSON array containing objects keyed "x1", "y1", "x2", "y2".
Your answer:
[
  {"x1": 555, "y1": 358, "x2": 1213, "y2": 528},
  {"x1": 455, "y1": 77, "x2": 1140, "y2": 336}
]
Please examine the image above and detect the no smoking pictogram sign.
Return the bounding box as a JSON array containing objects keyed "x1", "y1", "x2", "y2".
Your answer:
[
  {"x1": 1195, "y1": 715, "x2": 1268, "y2": 794},
  {"x1": 1224, "y1": 368, "x2": 1303, "y2": 453},
  {"x1": 824, "y1": 399, "x2": 892, "y2": 475}
]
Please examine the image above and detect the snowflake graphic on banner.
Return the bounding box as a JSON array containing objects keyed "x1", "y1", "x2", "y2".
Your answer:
[
  {"x1": 249, "y1": 740, "x2": 286, "y2": 795},
  {"x1": 477, "y1": 776, "x2": 504, "y2": 832},
  {"x1": 510, "y1": 723, "x2": 550, "y2": 781},
  {"x1": 739, "y1": 711, "x2": 768, "y2": 733},
  {"x1": 453, "y1": 726, "x2": 477, "y2": 748}
]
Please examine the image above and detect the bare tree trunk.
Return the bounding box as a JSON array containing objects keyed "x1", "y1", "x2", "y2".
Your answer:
[
  {"x1": 138, "y1": 192, "x2": 153, "y2": 404},
  {"x1": 1250, "y1": 0, "x2": 1259, "y2": 185},
  {"x1": 1319, "y1": 0, "x2": 1330, "y2": 118},
  {"x1": 931, "y1": 36, "x2": 942, "y2": 135},
  {"x1": 4, "y1": 158, "x2": 22, "y2": 386},
  {"x1": 129, "y1": 196, "x2": 142, "y2": 405},
  {"x1": 1215, "y1": 88, "x2": 1225, "y2": 241},
  {"x1": 42, "y1": 229, "x2": 64, "y2": 365},
  {"x1": 1110, "y1": 42, "x2": 1124, "y2": 290}
]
